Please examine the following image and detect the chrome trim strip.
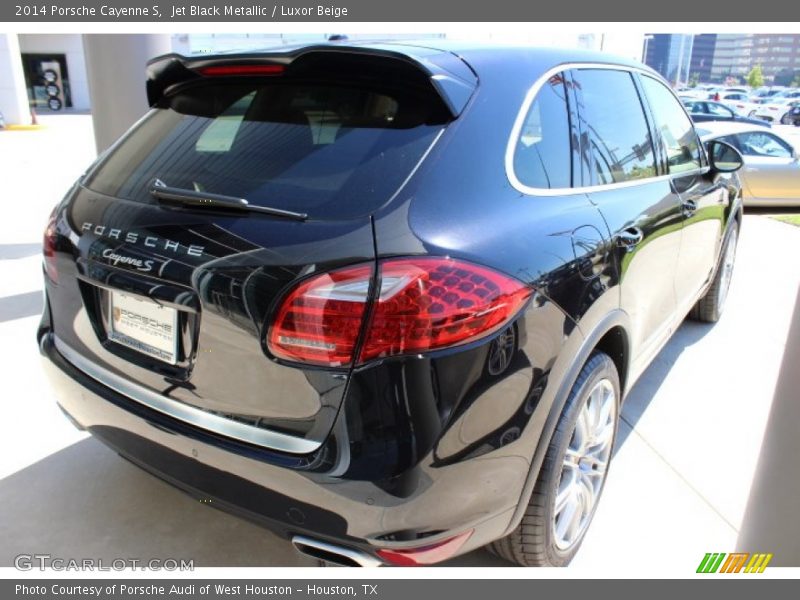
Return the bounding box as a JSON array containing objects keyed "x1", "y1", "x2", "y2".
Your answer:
[
  {"x1": 504, "y1": 61, "x2": 709, "y2": 197},
  {"x1": 54, "y1": 337, "x2": 322, "y2": 454},
  {"x1": 292, "y1": 536, "x2": 383, "y2": 568}
]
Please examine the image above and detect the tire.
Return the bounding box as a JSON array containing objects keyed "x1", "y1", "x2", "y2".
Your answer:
[
  {"x1": 689, "y1": 221, "x2": 739, "y2": 323},
  {"x1": 488, "y1": 352, "x2": 620, "y2": 566}
]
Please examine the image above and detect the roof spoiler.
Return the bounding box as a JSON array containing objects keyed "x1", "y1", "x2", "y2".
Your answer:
[{"x1": 145, "y1": 44, "x2": 478, "y2": 118}]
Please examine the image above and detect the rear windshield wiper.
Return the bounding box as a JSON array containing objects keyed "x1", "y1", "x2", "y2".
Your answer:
[{"x1": 149, "y1": 184, "x2": 308, "y2": 221}]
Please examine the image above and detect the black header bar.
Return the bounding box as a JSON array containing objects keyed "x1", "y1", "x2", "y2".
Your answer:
[{"x1": 5, "y1": 0, "x2": 800, "y2": 22}]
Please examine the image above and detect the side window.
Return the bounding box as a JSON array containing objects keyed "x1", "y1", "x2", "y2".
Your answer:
[
  {"x1": 512, "y1": 73, "x2": 572, "y2": 189},
  {"x1": 707, "y1": 103, "x2": 733, "y2": 118},
  {"x1": 640, "y1": 75, "x2": 703, "y2": 174},
  {"x1": 735, "y1": 132, "x2": 792, "y2": 158},
  {"x1": 683, "y1": 101, "x2": 697, "y2": 113},
  {"x1": 571, "y1": 69, "x2": 656, "y2": 185},
  {"x1": 718, "y1": 134, "x2": 741, "y2": 151},
  {"x1": 711, "y1": 137, "x2": 743, "y2": 165}
]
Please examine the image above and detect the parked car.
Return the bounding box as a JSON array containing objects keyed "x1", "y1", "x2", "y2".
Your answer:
[
  {"x1": 722, "y1": 87, "x2": 750, "y2": 97},
  {"x1": 683, "y1": 99, "x2": 769, "y2": 126},
  {"x1": 750, "y1": 86, "x2": 786, "y2": 102},
  {"x1": 780, "y1": 101, "x2": 800, "y2": 126},
  {"x1": 754, "y1": 97, "x2": 800, "y2": 122},
  {"x1": 696, "y1": 84, "x2": 724, "y2": 99},
  {"x1": 698, "y1": 121, "x2": 800, "y2": 206},
  {"x1": 718, "y1": 92, "x2": 760, "y2": 117},
  {"x1": 38, "y1": 43, "x2": 744, "y2": 567},
  {"x1": 774, "y1": 89, "x2": 800, "y2": 101}
]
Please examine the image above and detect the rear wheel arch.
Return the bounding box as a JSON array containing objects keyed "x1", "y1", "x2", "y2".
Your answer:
[
  {"x1": 593, "y1": 325, "x2": 629, "y2": 397},
  {"x1": 499, "y1": 311, "x2": 632, "y2": 539}
]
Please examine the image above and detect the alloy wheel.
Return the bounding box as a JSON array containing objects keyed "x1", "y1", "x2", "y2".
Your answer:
[{"x1": 552, "y1": 378, "x2": 617, "y2": 550}]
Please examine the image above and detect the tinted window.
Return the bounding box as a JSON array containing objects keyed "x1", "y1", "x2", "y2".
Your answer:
[
  {"x1": 84, "y1": 81, "x2": 448, "y2": 219},
  {"x1": 641, "y1": 76, "x2": 703, "y2": 174},
  {"x1": 513, "y1": 74, "x2": 572, "y2": 189},
  {"x1": 685, "y1": 101, "x2": 705, "y2": 114},
  {"x1": 572, "y1": 69, "x2": 656, "y2": 185}
]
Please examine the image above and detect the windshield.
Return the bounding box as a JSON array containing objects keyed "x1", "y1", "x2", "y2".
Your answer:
[{"x1": 84, "y1": 80, "x2": 449, "y2": 220}]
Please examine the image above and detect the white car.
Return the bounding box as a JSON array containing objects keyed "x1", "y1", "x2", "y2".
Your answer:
[
  {"x1": 697, "y1": 121, "x2": 800, "y2": 206},
  {"x1": 718, "y1": 92, "x2": 761, "y2": 117},
  {"x1": 755, "y1": 97, "x2": 800, "y2": 122},
  {"x1": 749, "y1": 86, "x2": 787, "y2": 103}
]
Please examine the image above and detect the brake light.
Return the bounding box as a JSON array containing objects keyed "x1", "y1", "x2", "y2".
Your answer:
[
  {"x1": 197, "y1": 64, "x2": 285, "y2": 77},
  {"x1": 43, "y1": 209, "x2": 58, "y2": 283},
  {"x1": 267, "y1": 258, "x2": 531, "y2": 367},
  {"x1": 376, "y1": 530, "x2": 473, "y2": 566},
  {"x1": 268, "y1": 265, "x2": 372, "y2": 367},
  {"x1": 359, "y1": 258, "x2": 531, "y2": 362}
]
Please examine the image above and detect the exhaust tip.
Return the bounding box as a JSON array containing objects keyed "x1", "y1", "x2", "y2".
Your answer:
[{"x1": 291, "y1": 536, "x2": 382, "y2": 568}]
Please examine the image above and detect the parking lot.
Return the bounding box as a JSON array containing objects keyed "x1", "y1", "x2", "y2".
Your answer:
[{"x1": 1, "y1": 113, "x2": 798, "y2": 569}]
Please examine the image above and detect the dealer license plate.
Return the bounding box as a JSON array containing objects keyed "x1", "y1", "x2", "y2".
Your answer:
[{"x1": 108, "y1": 291, "x2": 178, "y2": 364}]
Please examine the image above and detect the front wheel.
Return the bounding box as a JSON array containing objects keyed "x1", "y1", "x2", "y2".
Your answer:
[{"x1": 488, "y1": 352, "x2": 620, "y2": 566}]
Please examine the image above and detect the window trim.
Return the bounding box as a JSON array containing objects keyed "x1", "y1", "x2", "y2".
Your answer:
[{"x1": 505, "y1": 62, "x2": 710, "y2": 197}]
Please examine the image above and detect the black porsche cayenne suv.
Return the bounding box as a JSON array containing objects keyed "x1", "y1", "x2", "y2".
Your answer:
[{"x1": 38, "y1": 42, "x2": 744, "y2": 567}]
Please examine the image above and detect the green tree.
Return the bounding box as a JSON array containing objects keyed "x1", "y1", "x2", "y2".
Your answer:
[
  {"x1": 793, "y1": 74, "x2": 800, "y2": 88},
  {"x1": 747, "y1": 65, "x2": 764, "y2": 89},
  {"x1": 689, "y1": 72, "x2": 700, "y2": 88}
]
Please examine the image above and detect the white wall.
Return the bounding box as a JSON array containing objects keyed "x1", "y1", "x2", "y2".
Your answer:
[
  {"x1": 0, "y1": 34, "x2": 30, "y2": 125},
  {"x1": 83, "y1": 34, "x2": 172, "y2": 153},
  {"x1": 18, "y1": 34, "x2": 91, "y2": 110}
]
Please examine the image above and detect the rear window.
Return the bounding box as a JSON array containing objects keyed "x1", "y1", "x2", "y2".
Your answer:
[{"x1": 84, "y1": 80, "x2": 449, "y2": 219}]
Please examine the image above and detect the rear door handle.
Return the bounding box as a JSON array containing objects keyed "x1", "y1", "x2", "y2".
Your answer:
[
  {"x1": 616, "y1": 227, "x2": 643, "y2": 252},
  {"x1": 682, "y1": 199, "x2": 698, "y2": 217}
]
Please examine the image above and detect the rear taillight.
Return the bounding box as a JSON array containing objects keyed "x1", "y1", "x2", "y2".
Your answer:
[
  {"x1": 267, "y1": 258, "x2": 531, "y2": 368},
  {"x1": 196, "y1": 64, "x2": 285, "y2": 77},
  {"x1": 267, "y1": 265, "x2": 372, "y2": 367},
  {"x1": 43, "y1": 209, "x2": 58, "y2": 283},
  {"x1": 359, "y1": 258, "x2": 532, "y2": 362}
]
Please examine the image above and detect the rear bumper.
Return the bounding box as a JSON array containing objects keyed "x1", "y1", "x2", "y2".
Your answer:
[{"x1": 38, "y1": 330, "x2": 522, "y2": 564}]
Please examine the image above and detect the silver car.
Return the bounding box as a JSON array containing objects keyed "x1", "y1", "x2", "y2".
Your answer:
[{"x1": 697, "y1": 121, "x2": 800, "y2": 206}]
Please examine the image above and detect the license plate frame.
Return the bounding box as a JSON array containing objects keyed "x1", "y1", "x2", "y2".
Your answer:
[{"x1": 107, "y1": 291, "x2": 179, "y2": 365}]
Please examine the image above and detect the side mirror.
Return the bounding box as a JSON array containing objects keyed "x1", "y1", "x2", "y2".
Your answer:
[{"x1": 706, "y1": 139, "x2": 744, "y2": 173}]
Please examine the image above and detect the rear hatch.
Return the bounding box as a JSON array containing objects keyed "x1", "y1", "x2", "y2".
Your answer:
[{"x1": 47, "y1": 47, "x2": 472, "y2": 452}]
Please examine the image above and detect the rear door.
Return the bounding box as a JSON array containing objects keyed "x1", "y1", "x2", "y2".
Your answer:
[
  {"x1": 48, "y1": 58, "x2": 453, "y2": 451},
  {"x1": 638, "y1": 74, "x2": 726, "y2": 314},
  {"x1": 571, "y1": 67, "x2": 683, "y2": 368}
]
